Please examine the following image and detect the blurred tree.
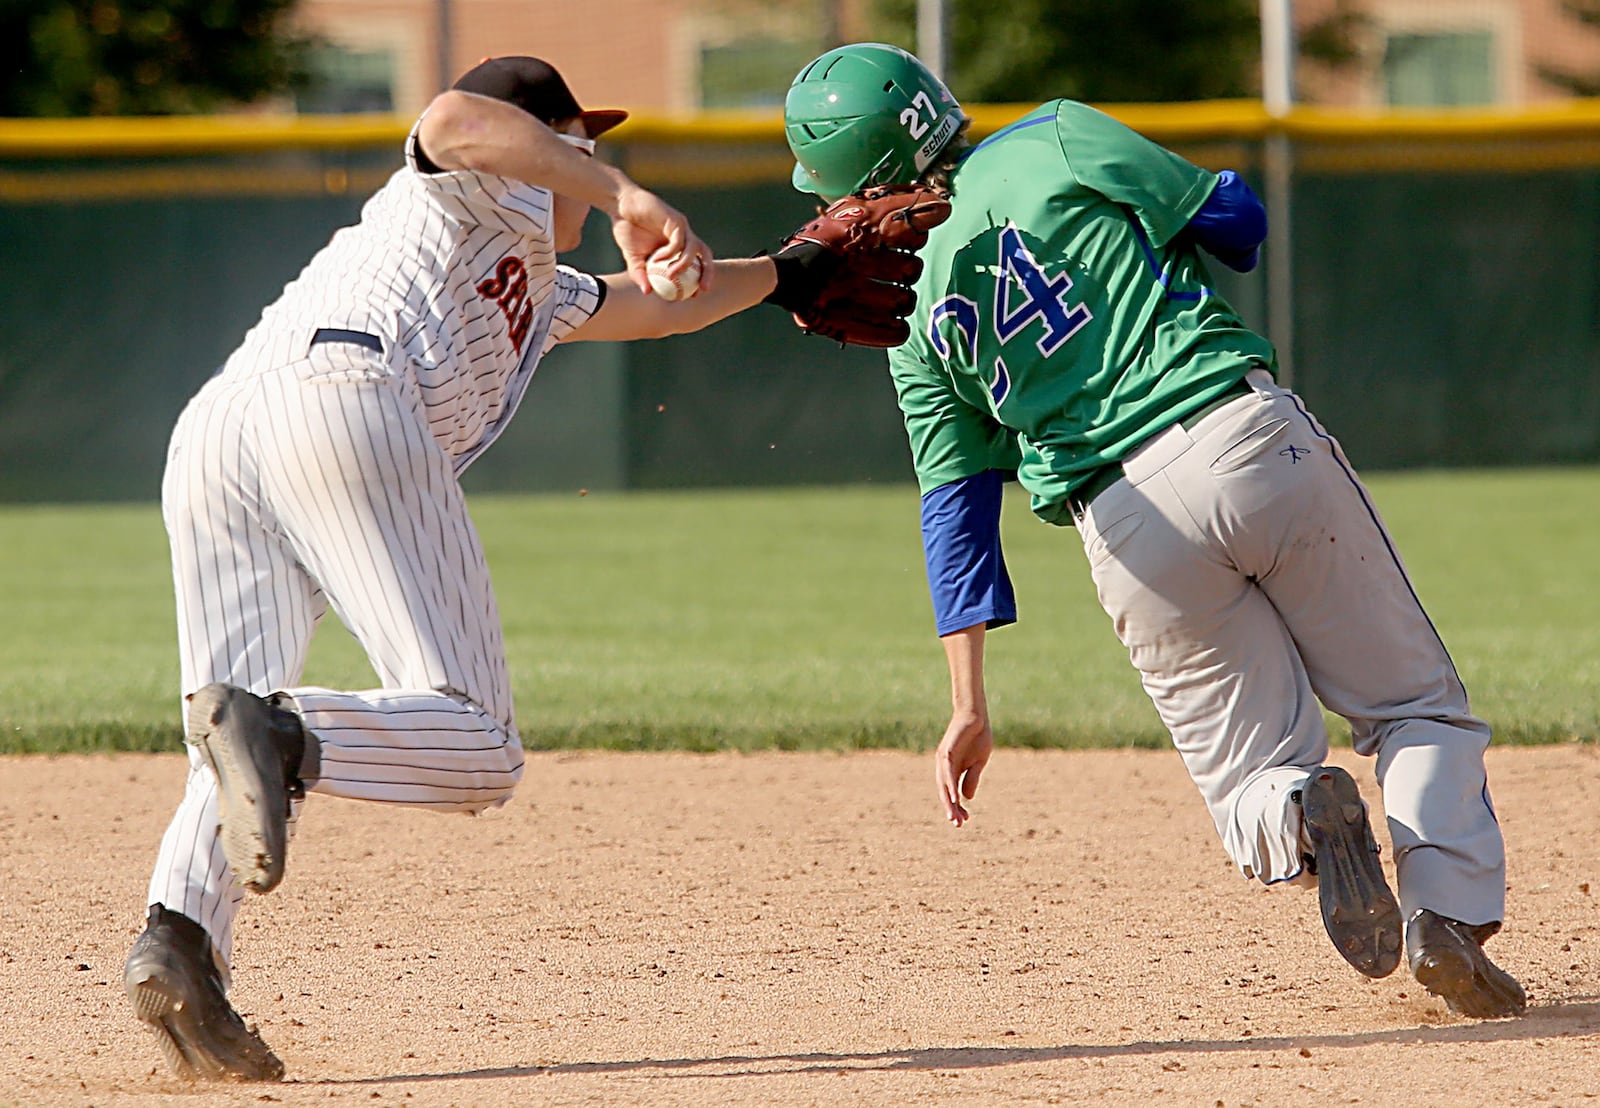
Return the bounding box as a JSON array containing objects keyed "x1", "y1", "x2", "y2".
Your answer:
[
  {"x1": 1295, "y1": 2, "x2": 1377, "y2": 105},
  {"x1": 869, "y1": 0, "x2": 1261, "y2": 102},
  {"x1": 690, "y1": 0, "x2": 843, "y2": 108},
  {"x1": 1299, "y1": 4, "x2": 1371, "y2": 73},
  {"x1": 0, "y1": 0, "x2": 314, "y2": 116},
  {"x1": 1539, "y1": 0, "x2": 1600, "y2": 96}
]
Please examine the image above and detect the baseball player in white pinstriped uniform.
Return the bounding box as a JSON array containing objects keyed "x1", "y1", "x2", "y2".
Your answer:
[{"x1": 122, "y1": 56, "x2": 855, "y2": 1082}]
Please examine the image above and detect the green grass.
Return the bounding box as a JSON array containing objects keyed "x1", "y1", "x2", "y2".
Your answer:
[{"x1": 2, "y1": 469, "x2": 1598, "y2": 754}]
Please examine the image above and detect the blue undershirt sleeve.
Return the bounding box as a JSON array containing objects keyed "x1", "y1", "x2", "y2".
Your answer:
[
  {"x1": 1186, "y1": 170, "x2": 1267, "y2": 273},
  {"x1": 920, "y1": 469, "x2": 1017, "y2": 637}
]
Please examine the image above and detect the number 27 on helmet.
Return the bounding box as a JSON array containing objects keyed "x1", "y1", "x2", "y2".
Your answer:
[{"x1": 784, "y1": 42, "x2": 966, "y2": 204}]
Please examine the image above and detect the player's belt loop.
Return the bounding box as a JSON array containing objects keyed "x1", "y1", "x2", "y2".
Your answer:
[
  {"x1": 1066, "y1": 462, "x2": 1124, "y2": 524},
  {"x1": 309, "y1": 328, "x2": 383, "y2": 354}
]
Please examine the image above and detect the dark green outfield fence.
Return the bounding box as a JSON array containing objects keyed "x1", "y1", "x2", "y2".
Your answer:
[{"x1": 2, "y1": 104, "x2": 1597, "y2": 503}]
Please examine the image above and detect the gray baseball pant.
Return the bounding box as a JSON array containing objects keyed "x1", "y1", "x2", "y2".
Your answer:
[{"x1": 1073, "y1": 369, "x2": 1504, "y2": 927}]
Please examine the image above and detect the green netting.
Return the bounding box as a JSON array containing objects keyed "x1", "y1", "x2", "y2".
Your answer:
[{"x1": 1291, "y1": 149, "x2": 1600, "y2": 469}]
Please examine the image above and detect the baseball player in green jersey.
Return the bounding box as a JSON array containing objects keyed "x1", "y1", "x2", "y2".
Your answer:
[{"x1": 785, "y1": 42, "x2": 1525, "y2": 1019}]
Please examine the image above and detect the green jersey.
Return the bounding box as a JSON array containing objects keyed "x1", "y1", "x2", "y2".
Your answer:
[{"x1": 889, "y1": 100, "x2": 1277, "y2": 525}]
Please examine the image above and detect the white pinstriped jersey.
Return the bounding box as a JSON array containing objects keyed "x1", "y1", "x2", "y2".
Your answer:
[
  {"x1": 218, "y1": 117, "x2": 603, "y2": 470},
  {"x1": 144, "y1": 114, "x2": 614, "y2": 958}
]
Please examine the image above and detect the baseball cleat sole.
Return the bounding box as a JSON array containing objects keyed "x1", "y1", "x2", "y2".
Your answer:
[
  {"x1": 187, "y1": 683, "x2": 290, "y2": 894},
  {"x1": 1301, "y1": 766, "x2": 1403, "y2": 978}
]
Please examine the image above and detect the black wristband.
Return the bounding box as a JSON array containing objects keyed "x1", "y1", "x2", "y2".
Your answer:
[{"x1": 763, "y1": 241, "x2": 842, "y2": 313}]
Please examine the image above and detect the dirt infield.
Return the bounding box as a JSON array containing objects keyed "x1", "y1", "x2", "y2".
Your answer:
[{"x1": 4, "y1": 746, "x2": 1600, "y2": 1107}]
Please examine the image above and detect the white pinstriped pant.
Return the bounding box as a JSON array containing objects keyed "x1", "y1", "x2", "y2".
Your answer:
[
  {"x1": 1073, "y1": 369, "x2": 1506, "y2": 928},
  {"x1": 146, "y1": 344, "x2": 525, "y2": 965}
]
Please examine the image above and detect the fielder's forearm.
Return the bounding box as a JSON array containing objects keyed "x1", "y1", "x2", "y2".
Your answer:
[
  {"x1": 660, "y1": 257, "x2": 779, "y2": 333},
  {"x1": 577, "y1": 259, "x2": 777, "y2": 342}
]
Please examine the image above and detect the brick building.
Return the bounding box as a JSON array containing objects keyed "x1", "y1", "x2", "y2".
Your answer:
[
  {"x1": 290, "y1": 0, "x2": 871, "y2": 115},
  {"x1": 1296, "y1": 0, "x2": 1600, "y2": 105},
  {"x1": 289, "y1": 0, "x2": 1600, "y2": 115}
]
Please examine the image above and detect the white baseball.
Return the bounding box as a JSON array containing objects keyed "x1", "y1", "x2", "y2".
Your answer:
[{"x1": 646, "y1": 255, "x2": 703, "y2": 301}]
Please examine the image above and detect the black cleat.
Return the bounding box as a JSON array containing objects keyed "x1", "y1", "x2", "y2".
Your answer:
[
  {"x1": 124, "y1": 905, "x2": 284, "y2": 1081},
  {"x1": 1300, "y1": 766, "x2": 1403, "y2": 978},
  {"x1": 1407, "y1": 909, "x2": 1527, "y2": 1018},
  {"x1": 186, "y1": 683, "x2": 308, "y2": 894}
]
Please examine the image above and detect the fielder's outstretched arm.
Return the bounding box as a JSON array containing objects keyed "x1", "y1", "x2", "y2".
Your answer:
[
  {"x1": 571, "y1": 230, "x2": 871, "y2": 342},
  {"x1": 571, "y1": 260, "x2": 779, "y2": 342}
]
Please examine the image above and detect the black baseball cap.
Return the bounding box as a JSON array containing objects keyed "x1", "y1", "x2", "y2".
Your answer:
[{"x1": 451, "y1": 56, "x2": 628, "y2": 139}]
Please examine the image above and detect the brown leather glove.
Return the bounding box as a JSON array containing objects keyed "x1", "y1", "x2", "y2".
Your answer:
[{"x1": 765, "y1": 184, "x2": 953, "y2": 348}]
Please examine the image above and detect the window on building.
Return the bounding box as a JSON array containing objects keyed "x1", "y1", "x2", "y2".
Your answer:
[
  {"x1": 699, "y1": 38, "x2": 816, "y2": 109},
  {"x1": 1382, "y1": 31, "x2": 1497, "y2": 105},
  {"x1": 296, "y1": 44, "x2": 397, "y2": 114}
]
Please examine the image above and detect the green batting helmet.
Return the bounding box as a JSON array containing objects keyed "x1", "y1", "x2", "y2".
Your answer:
[{"x1": 785, "y1": 43, "x2": 964, "y2": 202}]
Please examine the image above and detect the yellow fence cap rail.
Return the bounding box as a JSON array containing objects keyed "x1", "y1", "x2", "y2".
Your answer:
[
  {"x1": 605, "y1": 109, "x2": 784, "y2": 144},
  {"x1": 1283, "y1": 100, "x2": 1600, "y2": 140},
  {"x1": 2, "y1": 98, "x2": 1598, "y2": 159},
  {"x1": 0, "y1": 113, "x2": 410, "y2": 157}
]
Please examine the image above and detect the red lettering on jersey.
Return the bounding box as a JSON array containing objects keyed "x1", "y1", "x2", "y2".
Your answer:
[
  {"x1": 499, "y1": 270, "x2": 528, "y2": 321},
  {"x1": 476, "y1": 254, "x2": 535, "y2": 353},
  {"x1": 477, "y1": 255, "x2": 522, "y2": 299},
  {"x1": 508, "y1": 303, "x2": 532, "y2": 351}
]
